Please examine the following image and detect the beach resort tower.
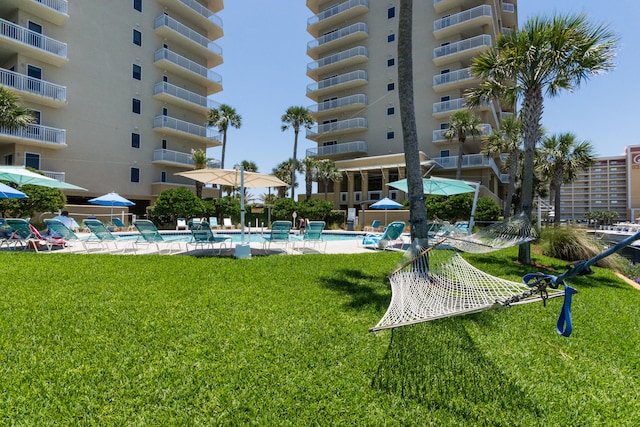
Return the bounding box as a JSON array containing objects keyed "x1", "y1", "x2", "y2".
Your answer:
[
  {"x1": 0, "y1": 0, "x2": 224, "y2": 214},
  {"x1": 304, "y1": 0, "x2": 517, "y2": 210}
]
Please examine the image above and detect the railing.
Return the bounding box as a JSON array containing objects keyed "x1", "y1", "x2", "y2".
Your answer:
[
  {"x1": 306, "y1": 140, "x2": 367, "y2": 157},
  {"x1": 153, "y1": 115, "x2": 210, "y2": 139},
  {"x1": 433, "y1": 67, "x2": 473, "y2": 86},
  {"x1": 154, "y1": 48, "x2": 222, "y2": 84},
  {"x1": 307, "y1": 46, "x2": 367, "y2": 71},
  {"x1": 307, "y1": 118, "x2": 367, "y2": 136},
  {"x1": 306, "y1": 70, "x2": 367, "y2": 93},
  {"x1": 42, "y1": 170, "x2": 66, "y2": 181},
  {"x1": 0, "y1": 18, "x2": 67, "y2": 58},
  {"x1": 154, "y1": 15, "x2": 222, "y2": 56},
  {"x1": 177, "y1": 0, "x2": 223, "y2": 28},
  {"x1": 0, "y1": 123, "x2": 66, "y2": 145},
  {"x1": 32, "y1": 0, "x2": 69, "y2": 15},
  {"x1": 432, "y1": 154, "x2": 502, "y2": 177},
  {"x1": 153, "y1": 149, "x2": 196, "y2": 166},
  {"x1": 434, "y1": 5, "x2": 492, "y2": 31},
  {"x1": 502, "y1": 2, "x2": 515, "y2": 13},
  {"x1": 0, "y1": 68, "x2": 66, "y2": 102},
  {"x1": 307, "y1": 22, "x2": 368, "y2": 50},
  {"x1": 154, "y1": 82, "x2": 219, "y2": 110},
  {"x1": 308, "y1": 0, "x2": 368, "y2": 26},
  {"x1": 308, "y1": 94, "x2": 367, "y2": 113},
  {"x1": 432, "y1": 123, "x2": 491, "y2": 141},
  {"x1": 433, "y1": 34, "x2": 491, "y2": 59},
  {"x1": 433, "y1": 98, "x2": 490, "y2": 114}
]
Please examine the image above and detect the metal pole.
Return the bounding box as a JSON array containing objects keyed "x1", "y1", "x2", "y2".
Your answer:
[{"x1": 240, "y1": 165, "x2": 245, "y2": 245}]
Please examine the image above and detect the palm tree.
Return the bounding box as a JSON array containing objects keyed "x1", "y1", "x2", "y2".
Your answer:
[
  {"x1": 207, "y1": 104, "x2": 242, "y2": 169},
  {"x1": 240, "y1": 160, "x2": 258, "y2": 172},
  {"x1": 0, "y1": 86, "x2": 34, "y2": 130},
  {"x1": 272, "y1": 159, "x2": 294, "y2": 198},
  {"x1": 315, "y1": 159, "x2": 342, "y2": 201},
  {"x1": 468, "y1": 13, "x2": 617, "y2": 264},
  {"x1": 300, "y1": 156, "x2": 318, "y2": 199},
  {"x1": 443, "y1": 110, "x2": 483, "y2": 180},
  {"x1": 537, "y1": 133, "x2": 596, "y2": 226},
  {"x1": 190, "y1": 149, "x2": 210, "y2": 199},
  {"x1": 398, "y1": 0, "x2": 429, "y2": 240},
  {"x1": 281, "y1": 106, "x2": 314, "y2": 201},
  {"x1": 481, "y1": 115, "x2": 523, "y2": 218}
]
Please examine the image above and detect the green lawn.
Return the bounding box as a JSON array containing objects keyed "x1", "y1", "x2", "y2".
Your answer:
[{"x1": 1, "y1": 249, "x2": 638, "y2": 425}]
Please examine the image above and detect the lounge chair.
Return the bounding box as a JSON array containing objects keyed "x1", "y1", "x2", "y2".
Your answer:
[
  {"x1": 44, "y1": 219, "x2": 89, "y2": 252},
  {"x1": 133, "y1": 220, "x2": 183, "y2": 254},
  {"x1": 262, "y1": 221, "x2": 292, "y2": 252},
  {"x1": 112, "y1": 217, "x2": 135, "y2": 231},
  {"x1": 3, "y1": 218, "x2": 64, "y2": 252},
  {"x1": 83, "y1": 219, "x2": 136, "y2": 254},
  {"x1": 209, "y1": 217, "x2": 220, "y2": 229},
  {"x1": 223, "y1": 217, "x2": 233, "y2": 229},
  {"x1": 187, "y1": 224, "x2": 232, "y2": 255},
  {"x1": 176, "y1": 218, "x2": 187, "y2": 231},
  {"x1": 361, "y1": 221, "x2": 406, "y2": 250},
  {"x1": 364, "y1": 220, "x2": 381, "y2": 232},
  {"x1": 293, "y1": 220, "x2": 327, "y2": 253}
]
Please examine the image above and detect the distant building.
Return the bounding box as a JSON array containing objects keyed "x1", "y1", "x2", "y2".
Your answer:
[
  {"x1": 304, "y1": 0, "x2": 517, "y2": 208},
  {"x1": 0, "y1": 0, "x2": 224, "y2": 214}
]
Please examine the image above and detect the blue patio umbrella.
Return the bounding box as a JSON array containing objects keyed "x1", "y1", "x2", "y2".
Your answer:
[
  {"x1": 370, "y1": 197, "x2": 402, "y2": 225},
  {"x1": 89, "y1": 192, "x2": 135, "y2": 221},
  {"x1": 0, "y1": 182, "x2": 28, "y2": 199}
]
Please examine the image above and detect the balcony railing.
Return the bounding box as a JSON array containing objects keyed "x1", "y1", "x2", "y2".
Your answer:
[
  {"x1": 433, "y1": 34, "x2": 492, "y2": 59},
  {"x1": 307, "y1": 118, "x2": 367, "y2": 136},
  {"x1": 432, "y1": 123, "x2": 491, "y2": 141},
  {"x1": 433, "y1": 67, "x2": 473, "y2": 87},
  {"x1": 433, "y1": 98, "x2": 490, "y2": 115},
  {"x1": 306, "y1": 140, "x2": 367, "y2": 157},
  {"x1": 177, "y1": 0, "x2": 223, "y2": 27},
  {"x1": 308, "y1": 94, "x2": 367, "y2": 113},
  {"x1": 0, "y1": 123, "x2": 66, "y2": 145},
  {"x1": 307, "y1": 0, "x2": 368, "y2": 26},
  {"x1": 153, "y1": 82, "x2": 219, "y2": 110},
  {"x1": 502, "y1": 2, "x2": 515, "y2": 13},
  {"x1": 434, "y1": 5, "x2": 492, "y2": 32},
  {"x1": 0, "y1": 68, "x2": 66, "y2": 103},
  {"x1": 31, "y1": 0, "x2": 69, "y2": 15},
  {"x1": 154, "y1": 48, "x2": 222, "y2": 84},
  {"x1": 432, "y1": 154, "x2": 502, "y2": 177},
  {"x1": 0, "y1": 18, "x2": 67, "y2": 59},
  {"x1": 307, "y1": 46, "x2": 367, "y2": 72},
  {"x1": 154, "y1": 14, "x2": 222, "y2": 56},
  {"x1": 154, "y1": 115, "x2": 212, "y2": 140},
  {"x1": 307, "y1": 22, "x2": 368, "y2": 50},
  {"x1": 306, "y1": 70, "x2": 367, "y2": 93}
]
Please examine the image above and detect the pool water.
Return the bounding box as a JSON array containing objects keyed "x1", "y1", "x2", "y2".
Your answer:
[{"x1": 116, "y1": 230, "x2": 365, "y2": 244}]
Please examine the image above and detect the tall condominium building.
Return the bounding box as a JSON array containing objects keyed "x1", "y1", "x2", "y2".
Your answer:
[
  {"x1": 304, "y1": 0, "x2": 517, "y2": 209},
  {"x1": 0, "y1": 0, "x2": 223, "y2": 215}
]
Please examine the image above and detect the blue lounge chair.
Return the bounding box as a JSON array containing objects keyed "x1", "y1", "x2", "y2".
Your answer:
[
  {"x1": 44, "y1": 219, "x2": 89, "y2": 252},
  {"x1": 4, "y1": 218, "x2": 63, "y2": 252},
  {"x1": 133, "y1": 220, "x2": 184, "y2": 254},
  {"x1": 262, "y1": 221, "x2": 292, "y2": 252},
  {"x1": 112, "y1": 217, "x2": 134, "y2": 231},
  {"x1": 364, "y1": 220, "x2": 381, "y2": 232},
  {"x1": 361, "y1": 221, "x2": 406, "y2": 250},
  {"x1": 293, "y1": 220, "x2": 327, "y2": 253},
  {"x1": 187, "y1": 223, "x2": 232, "y2": 255},
  {"x1": 83, "y1": 219, "x2": 136, "y2": 254}
]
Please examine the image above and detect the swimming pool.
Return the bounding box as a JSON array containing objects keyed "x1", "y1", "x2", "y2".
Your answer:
[{"x1": 114, "y1": 230, "x2": 366, "y2": 244}]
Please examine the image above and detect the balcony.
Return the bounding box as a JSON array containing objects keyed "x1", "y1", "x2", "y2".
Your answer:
[
  {"x1": 433, "y1": 97, "x2": 490, "y2": 117},
  {"x1": 306, "y1": 118, "x2": 367, "y2": 141},
  {"x1": 1, "y1": 0, "x2": 68, "y2": 25},
  {"x1": 306, "y1": 70, "x2": 367, "y2": 100},
  {"x1": 0, "y1": 67, "x2": 66, "y2": 107},
  {"x1": 433, "y1": 0, "x2": 466, "y2": 14},
  {"x1": 307, "y1": 0, "x2": 369, "y2": 37},
  {"x1": 156, "y1": 0, "x2": 223, "y2": 40},
  {"x1": 432, "y1": 67, "x2": 478, "y2": 93},
  {"x1": 154, "y1": 15, "x2": 223, "y2": 68},
  {"x1": 308, "y1": 94, "x2": 367, "y2": 117},
  {"x1": 0, "y1": 123, "x2": 66, "y2": 149},
  {"x1": 153, "y1": 115, "x2": 221, "y2": 146},
  {"x1": 307, "y1": 46, "x2": 368, "y2": 79},
  {"x1": 433, "y1": 34, "x2": 492, "y2": 66},
  {"x1": 433, "y1": 5, "x2": 493, "y2": 40},
  {"x1": 154, "y1": 48, "x2": 222, "y2": 95},
  {"x1": 306, "y1": 140, "x2": 368, "y2": 159},
  {"x1": 432, "y1": 154, "x2": 502, "y2": 177},
  {"x1": 501, "y1": 2, "x2": 516, "y2": 28},
  {"x1": 153, "y1": 82, "x2": 219, "y2": 114},
  {"x1": 153, "y1": 148, "x2": 219, "y2": 168},
  {"x1": 432, "y1": 123, "x2": 492, "y2": 142},
  {"x1": 307, "y1": 22, "x2": 368, "y2": 59},
  {"x1": 0, "y1": 18, "x2": 67, "y2": 66}
]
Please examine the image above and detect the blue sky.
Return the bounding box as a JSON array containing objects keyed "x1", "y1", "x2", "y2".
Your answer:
[{"x1": 211, "y1": 1, "x2": 639, "y2": 187}]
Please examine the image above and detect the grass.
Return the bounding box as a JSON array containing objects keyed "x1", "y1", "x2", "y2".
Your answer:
[{"x1": 0, "y1": 248, "x2": 639, "y2": 425}]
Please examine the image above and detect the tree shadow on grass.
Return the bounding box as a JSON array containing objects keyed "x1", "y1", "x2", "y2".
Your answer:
[
  {"x1": 318, "y1": 268, "x2": 391, "y2": 312},
  {"x1": 372, "y1": 319, "x2": 546, "y2": 426}
]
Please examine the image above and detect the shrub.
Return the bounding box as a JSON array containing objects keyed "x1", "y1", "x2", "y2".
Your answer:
[
  {"x1": 147, "y1": 188, "x2": 205, "y2": 226},
  {"x1": 296, "y1": 198, "x2": 333, "y2": 221},
  {"x1": 271, "y1": 197, "x2": 297, "y2": 222},
  {"x1": 475, "y1": 197, "x2": 501, "y2": 221}
]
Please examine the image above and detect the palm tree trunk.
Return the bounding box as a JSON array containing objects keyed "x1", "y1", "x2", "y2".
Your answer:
[
  {"x1": 291, "y1": 129, "x2": 298, "y2": 200},
  {"x1": 505, "y1": 151, "x2": 519, "y2": 218},
  {"x1": 456, "y1": 139, "x2": 464, "y2": 180},
  {"x1": 553, "y1": 180, "x2": 562, "y2": 226},
  {"x1": 221, "y1": 131, "x2": 227, "y2": 169}
]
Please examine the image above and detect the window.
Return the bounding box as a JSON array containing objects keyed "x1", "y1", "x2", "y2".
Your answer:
[
  {"x1": 27, "y1": 65, "x2": 42, "y2": 92},
  {"x1": 133, "y1": 29, "x2": 142, "y2": 46},
  {"x1": 162, "y1": 107, "x2": 168, "y2": 116},
  {"x1": 387, "y1": 82, "x2": 395, "y2": 91},
  {"x1": 25, "y1": 152, "x2": 40, "y2": 170},
  {"x1": 387, "y1": 107, "x2": 395, "y2": 115},
  {"x1": 162, "y1": 75, "x2": 168, "y2": 82},
  {"x1": 131, "y1": 133, "x2": 140, "y2": 148},
  {"x1": 4, "y1": 154, "x2": 13, "y2": 165},
  {"x1": 388, "y1": 7, "x2": 395, "y2": 19},
  {"x1": 132, "y1": 64, "x2": 141, "y2": 80},
  {"x1": 387, "y1": 131, "x2": 395, "y2": 140},
  {"x1": 162, "y1": 139, "x2": 167, "y2": 149},
  {"x1": 131, "y1": 167, "x2": 140, "y2": 183},
  {"x1": 28, "y1": 21, "x2": 42, "y2": 48},
  {"x1": 132, "y1": 98, "x2": 141, "y2": 114},
  {"x1": 387, "y1": 58, "x2": 395, "y2": 67},
  {"x1": 133, "y1": 0, "x2": 142, "y2": 12},
  {"x1": 440, "y1": 150, "x2": 450, "y2": 157},
  {"x1": 161, "y1": 171, "x2": 167, "y2": 182},
  {"x1": 387, "y1": 33, "x2": 395, "y2": 43}
]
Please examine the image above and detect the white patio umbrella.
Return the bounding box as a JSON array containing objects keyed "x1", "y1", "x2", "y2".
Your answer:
[
  {"x1": 88, "y1": 192, "x2": 135, "y2": 221},
  {"x1": 0, "y1": 182, "x2": 28, "y2": 199},
  {"x1": 0, "y1": 166, "x2": 87, "y2": 190},
  {"x1": 369, "y1": 197, "x2": 402, "y2": 226}
]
